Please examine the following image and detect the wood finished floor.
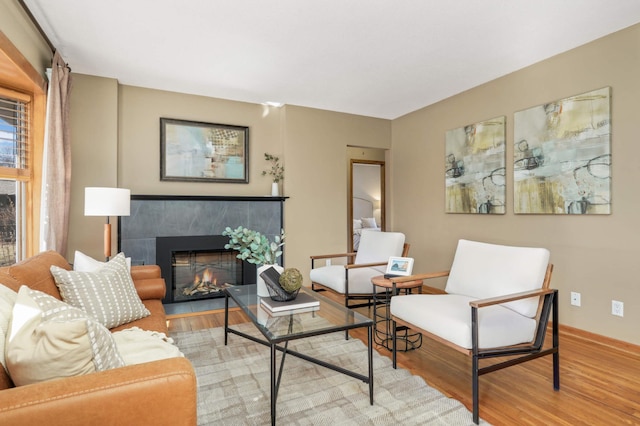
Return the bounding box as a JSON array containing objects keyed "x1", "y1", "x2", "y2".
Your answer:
[{"x1": 167, "y1": 293, "x2": 640, "y2": 426}]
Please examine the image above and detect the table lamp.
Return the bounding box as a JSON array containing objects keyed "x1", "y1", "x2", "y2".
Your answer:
[{"x1": 84, "y1": 187, "x2": 131, "y2": 261}]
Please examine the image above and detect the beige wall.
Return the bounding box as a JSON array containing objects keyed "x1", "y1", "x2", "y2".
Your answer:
[
  {"x1": 117, "y1": 85, "x2": 284, "y2": 196},
  {"x1": 282, "y1": 106, "x2": 391, "y2": 279},
  {"x1": 67, "y1": 84, "x2": 391, "y2": 283},
  {"x1": 68, "y1": 74, "x2": 119, "y2": 261},
  {"x1": 391, "y1": 24, "x2": 640, "y2": 344}
]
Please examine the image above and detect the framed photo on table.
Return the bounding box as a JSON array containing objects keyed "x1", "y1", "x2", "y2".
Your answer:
[
  {"x1": 160, "y1": 118, "x2": 249, "y2": 183},
  {"x1": 385, "y1": 257, "x2": 414, "y2": 276}
]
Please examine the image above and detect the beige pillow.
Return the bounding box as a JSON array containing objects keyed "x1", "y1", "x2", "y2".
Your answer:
[
  {"x1": 0, "y1": 284, "x2": 18, "y2": 374},
  {"x1": 112, "y1": 327, "x2": 183, "y2": 365},
  {"x1": 51, "y1": 253, "x2": 150, "y2": 329},
  {"x1": 5, "y1": 286, "x2": 124, "y2": 386}
]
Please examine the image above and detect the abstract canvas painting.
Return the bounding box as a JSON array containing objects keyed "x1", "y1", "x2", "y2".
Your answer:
[
  {"x1": 445, "y1": 116, "x2": 506, "y2": 214},
  {"x1": 160, "y1": 118, "x2": 249, "y2": 183},
  {"x1": 514, "y1": 87, "x2": 611, "y2": 214}
]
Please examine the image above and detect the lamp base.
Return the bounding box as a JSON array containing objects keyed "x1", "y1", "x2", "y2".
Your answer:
[{"x1": 104, "y1": 222, "x2": 111, "y2": 261}]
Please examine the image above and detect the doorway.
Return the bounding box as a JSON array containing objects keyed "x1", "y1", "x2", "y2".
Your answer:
[{"x1": 349, "y1": 159, "x2": 385, "y2": 251}]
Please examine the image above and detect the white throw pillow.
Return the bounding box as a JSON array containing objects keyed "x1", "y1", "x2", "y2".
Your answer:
[
  {"x1": 361, "y1": 217, "x2": 377, "y2": 228},
  {"x1": 51, "y1": 253, "x2": 150, "y2": 329},
  {"x1": 5, "y1": 286, "x2": 124, "y2": 386},
  {"x1": 112, "y1": 327, "x2": 183, "y2": 365},
  {"x1": 0, "y1": 284, "x2": 18, "y2": 374},
  {"x1": 353, "y1": 219, "x2": 363, "y2": 230},
  {"x1": 74, "y1": 250, "x2": 132, "y2": 272}
]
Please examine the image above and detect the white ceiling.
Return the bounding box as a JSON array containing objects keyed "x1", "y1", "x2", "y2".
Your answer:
[{"x1": 23, "y1": 0, "x2": 640, "y2": 119}]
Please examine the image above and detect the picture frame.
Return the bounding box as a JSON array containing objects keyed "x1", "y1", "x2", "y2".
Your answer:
[
  {"x1": 160, "y1": 118, "x2": 249, "y2": 183},
  {"x1": 445, "y1": 116, "x2": 506, "y2": 214},
  {"x1": 513, "y1": 87, "x2": 611, "y2": 214},
  {"x1": 385, "y1": 256, "x2": 414, "y2": 276}
]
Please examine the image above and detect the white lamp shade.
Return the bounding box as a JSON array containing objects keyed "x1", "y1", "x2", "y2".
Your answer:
[{"x1": 84, "y1": 187, "x2": 131, "y2": 216}]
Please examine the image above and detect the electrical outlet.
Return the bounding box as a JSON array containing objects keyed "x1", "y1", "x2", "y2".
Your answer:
[
  {"x1": 612, "y1": 300, "x2": 624, "y2": 317},
  {"x1": 570, "y1": 292, "x2": 581, "y2": 307}
]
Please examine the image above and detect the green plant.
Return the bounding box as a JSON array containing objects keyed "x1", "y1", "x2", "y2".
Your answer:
[
  {"x1": 222, "y1": 226, "x2": 285, "y2": 265},
  {"x1": 261, "y1": 153, "x2": 284, "y2": 183},
  {"x1": 279, "y1": 268, "x2": 303, "y2": 293}
]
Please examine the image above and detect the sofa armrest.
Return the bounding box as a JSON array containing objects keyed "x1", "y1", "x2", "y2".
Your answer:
[
  {"x1": 131, "y1": 265, "x2": 166, "y2": 300},
  {"x1": 0, "y1": 357, "x2": 196, "y2": 426},
  {"x1": 130, "y1": 264, "x2": 161, "y2": 280},
  {"x1": 134, "y1": 277, "x2": 166, "y2": 301}
]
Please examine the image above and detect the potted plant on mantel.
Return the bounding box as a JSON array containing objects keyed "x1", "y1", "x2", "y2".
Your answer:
[
  {"x1": 222, "y1": 226, "x2": 285, "y2": 297},
  {"x1": 261, "y1": 153, "x2": 284, "y2": 196}
]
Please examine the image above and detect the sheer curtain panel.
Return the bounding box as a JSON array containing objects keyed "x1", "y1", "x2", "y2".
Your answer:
[{"x1": 40, "y1": 51, "x2": 72, "y2": 255}]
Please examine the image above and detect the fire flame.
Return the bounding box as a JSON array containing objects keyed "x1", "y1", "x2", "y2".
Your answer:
[{"x1": 194, "y1": 268, "x2": 216, "y2": 285}]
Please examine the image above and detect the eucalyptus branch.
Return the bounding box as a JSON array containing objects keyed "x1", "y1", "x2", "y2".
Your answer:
[{"x1": 261, "y1": 153, "x2": 284, "y2": 183}]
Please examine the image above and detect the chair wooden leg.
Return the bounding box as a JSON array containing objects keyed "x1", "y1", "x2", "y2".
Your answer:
[{"x1": 472, "y1": 355, "x2": 479, "y2": 424}]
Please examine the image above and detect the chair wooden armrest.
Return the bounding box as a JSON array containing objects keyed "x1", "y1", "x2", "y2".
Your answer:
[
  {"x1": 469, "y1": 288, "x2": 555, "y2": 308},
  {"x1": 310, "y1": 252, "x2": 357, "y2": 269},
  {"x1": 310, "y1": 252, "x2": 356, "y2": 260},
  {"x1": 388, "y1": 271, "x2": 450, "y2": 283}
]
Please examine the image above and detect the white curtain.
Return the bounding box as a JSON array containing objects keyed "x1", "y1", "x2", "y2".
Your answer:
[{"x1": 40, "y1": 51, "x2": 72, "y2": 255}]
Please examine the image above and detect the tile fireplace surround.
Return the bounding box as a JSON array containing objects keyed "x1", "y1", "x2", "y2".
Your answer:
[{"x1": 118, "y1": 195, "x2": 287, "y2": 305}]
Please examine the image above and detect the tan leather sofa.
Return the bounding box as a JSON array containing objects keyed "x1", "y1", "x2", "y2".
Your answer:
[{"x1": 0, "y1": 251, "x2": 197, "y2": 426}]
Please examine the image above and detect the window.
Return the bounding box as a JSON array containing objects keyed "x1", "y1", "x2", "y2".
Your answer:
[
  {"x1": 0, "y1": 90, "x2": 30, "y2": 265},
  {"x1": 0, "y1": 30, "x2": 47, "y2": 262}
]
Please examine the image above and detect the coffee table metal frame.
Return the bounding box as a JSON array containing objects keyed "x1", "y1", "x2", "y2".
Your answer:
[{"x1": 224, "y1": 285, "x2": 374, "y2": 425}]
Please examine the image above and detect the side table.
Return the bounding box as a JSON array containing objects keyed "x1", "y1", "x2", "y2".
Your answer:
[{"x1": 371, "y1": 275, "x2": 423, "y2": 351}]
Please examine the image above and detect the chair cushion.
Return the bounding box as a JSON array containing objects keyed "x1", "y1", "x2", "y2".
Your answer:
[
  {"x1": 445, "y1": 239, "x2": 550, "y2": 318},
  {"x1": 310, "y1": 265, "x2": 387, "y2": 294},
  {"x1": 354, "y1": 231, "x2": 405, "y2": 264},
  {"x1": 391, "y1": 294, "x2": 537, "y2": 350}
]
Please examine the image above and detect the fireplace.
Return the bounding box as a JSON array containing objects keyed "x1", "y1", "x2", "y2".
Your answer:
[
  {"x1": 156, "y1": 235, "x2": 256, "y2": 304},
  {"x1": 118, "y1": 195, "x2": 286, "y2": 305}
]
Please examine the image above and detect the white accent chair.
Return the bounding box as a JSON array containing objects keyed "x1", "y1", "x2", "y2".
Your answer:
[
  {"x1": 389, "y1": 239, "x2": 558, "y2": 424},
  {"x1": 310, "y1": 231, "x2": 408, "y2": 309}
]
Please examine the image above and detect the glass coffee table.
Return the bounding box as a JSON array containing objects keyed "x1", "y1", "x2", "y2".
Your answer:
[{"x1": 224, "y1": 285, "x2": 374, "y2": 425}]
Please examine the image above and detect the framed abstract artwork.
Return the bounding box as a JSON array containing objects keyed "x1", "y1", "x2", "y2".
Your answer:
[
  {"x1": 513, "y1": 87, "x2": 611, "y2": 214},
  {"x1": 445, "y1": 116, "x2": 506, "y2": 214},
  {"x1": 160, "y1": 118, "x2": 249, "y2": 183}
]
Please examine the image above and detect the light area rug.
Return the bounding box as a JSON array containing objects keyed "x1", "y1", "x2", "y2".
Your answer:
[{"x1": 171, "y1": 323, "x2": 490, "y2": 425}]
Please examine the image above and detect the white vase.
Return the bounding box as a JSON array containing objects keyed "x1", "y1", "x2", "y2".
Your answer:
[
  {"x1": 256, "y1": 264, "x2": 284, "y2": 297},
  {"x1": 271, "y1": 182, "x2": 279, "y2": 196}
]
